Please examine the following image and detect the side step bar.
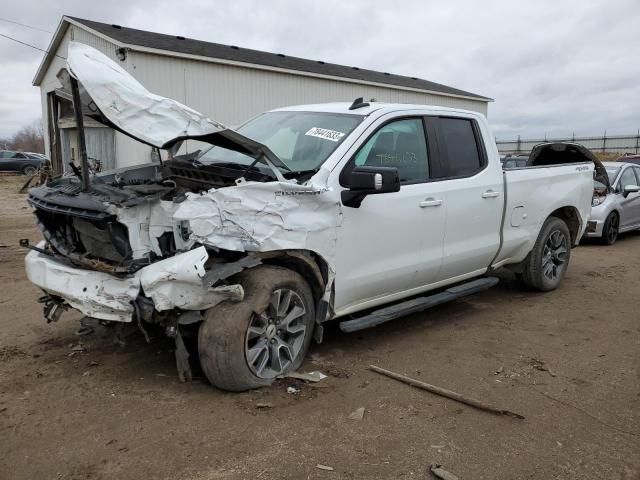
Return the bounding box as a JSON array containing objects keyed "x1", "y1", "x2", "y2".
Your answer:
[{"x1": 339, "y1": 277, "x2": 499, "y2": 333}]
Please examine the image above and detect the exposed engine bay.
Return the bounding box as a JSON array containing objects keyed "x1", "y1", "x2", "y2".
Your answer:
[{"x1": 28, "y1": 157, "x2": 294, "y2": 274}]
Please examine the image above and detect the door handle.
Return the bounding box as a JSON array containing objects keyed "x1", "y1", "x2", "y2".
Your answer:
[
  {"x1": 419, "y1": 198, "x2": 443, "y2": 208},
  {"x1": 482, "y1": 190, "x2": 500, "y2": 198}
]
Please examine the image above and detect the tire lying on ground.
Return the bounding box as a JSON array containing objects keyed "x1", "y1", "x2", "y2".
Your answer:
[
  {"x1": 520, "y1": 216, "x2": 571, "y2": 292},
  {"x1": 198, "y1": 265, "x2": 316, "y2": 392}
]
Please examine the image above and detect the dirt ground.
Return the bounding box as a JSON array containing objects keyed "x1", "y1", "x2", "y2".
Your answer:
[{"x1": 1, "y1": 174, "x2": 638, "y2": 480}]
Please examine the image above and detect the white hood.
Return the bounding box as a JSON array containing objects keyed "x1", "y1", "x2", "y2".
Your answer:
[{"x1": 65, "y1": 41, "x2": 226, "y2": 149}]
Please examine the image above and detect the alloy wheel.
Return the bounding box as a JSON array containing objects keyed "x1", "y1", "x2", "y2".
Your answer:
[
  {"x1": 542, "y1": 230, "x2": 568, "y2": 281},
  {"x1": 245, "y1": 288, "x2": 307, "y2": 379}
]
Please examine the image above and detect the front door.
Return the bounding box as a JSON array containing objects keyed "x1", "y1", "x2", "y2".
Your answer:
[
  {"x1": 333, "y1": 116, "x2": 446, "y2": 314},
  {"x1": 618, "y1": 166, "x2": 640, "y2": 230}
]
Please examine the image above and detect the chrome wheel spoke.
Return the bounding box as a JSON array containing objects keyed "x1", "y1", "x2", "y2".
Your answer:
[
  {"x1": 277, "y1": 290, "x2": 293, "y2": 318},
  {"x1": 247, "y1": 339, "x2": 269, "y2": 372},
  {"x1": 247, "y1": 325, "x2": 266, "y2": 340}
]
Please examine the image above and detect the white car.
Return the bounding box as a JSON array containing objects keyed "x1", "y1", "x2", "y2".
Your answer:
[
  {"x1": 587, "y1": 161, "x2": 640, "y2": 244},
  {"x1": 24, "y1": 43, "x2": 596, "y2": 391}
]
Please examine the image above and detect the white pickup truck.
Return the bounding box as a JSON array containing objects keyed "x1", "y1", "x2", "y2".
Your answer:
[{"x1": 25, "y1": 43, "x2": 598, "y2": 390}]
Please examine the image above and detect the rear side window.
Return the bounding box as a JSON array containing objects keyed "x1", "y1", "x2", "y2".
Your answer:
[{"x1": 437, "y1": 117, "x2": 484, "y2": 177}]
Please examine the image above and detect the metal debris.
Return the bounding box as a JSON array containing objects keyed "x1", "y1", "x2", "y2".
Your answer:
[
  {"x1": 430, "y1": 464, "x2": 459, "y2": 480},
  {"x1": 369, "y1": 365, "x2": 525, "y2": 420},
  {"x1": 286, "y1": 386, "x2": 300, "y2": 394},
  {"x1": 348, "y1": 407, "x2": 365, "y2": 421},
  {"x1": 174, "y1": 330, "x2": 192, "y2": 382}
]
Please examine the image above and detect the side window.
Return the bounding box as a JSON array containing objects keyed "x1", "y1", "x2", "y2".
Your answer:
[
  {"x1": 15, "y1": 153, "x2": 26, "y2": 159},
  {"x1": 618, "y1": 167, "x2": 637, "y2": 192},
  {"x1": 346, "y1": 118, "x2": 429, "y2": 184},
  {"x1": 437, "y1": 117, "x2": 484, "y2": 178}
]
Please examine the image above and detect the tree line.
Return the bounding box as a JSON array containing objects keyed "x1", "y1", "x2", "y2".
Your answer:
[{"x1": 1, "y1": 120, "x2": 45, "y2": 154}]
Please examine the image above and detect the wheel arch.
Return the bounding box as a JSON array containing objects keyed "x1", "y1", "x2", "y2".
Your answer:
[
  {"x1": 548, "y1": 206, "x2": 581, "y2": 245},
  {"x1": 251, "y1": 250, "x2": 329, "y2": 303}
]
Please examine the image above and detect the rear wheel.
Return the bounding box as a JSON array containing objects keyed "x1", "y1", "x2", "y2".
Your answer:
[
  {"x1": 22, "y1": 165, "x2": 37, "y2": 176},
  {"x1": 600, "y1": 212, "x2": 619, "y2": 245},
  {"x1": 198, "y1": 265, "x2": 315, "y2": 391},
  {"x1": 520, "y1": 217, "x2": 571, "y2": 292}
]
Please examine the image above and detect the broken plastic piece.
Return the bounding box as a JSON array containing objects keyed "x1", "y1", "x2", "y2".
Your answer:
[
  {"x1": 348, "y1": 407, "x2": 365, "y2": 421},
  {"x1": 284, "y1": 371, "x2": 327, "y2": 383}
]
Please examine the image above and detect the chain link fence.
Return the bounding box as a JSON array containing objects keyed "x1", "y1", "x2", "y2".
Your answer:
[{"x1": 496, "y1": 132, "x2": 640, "y2": 155}]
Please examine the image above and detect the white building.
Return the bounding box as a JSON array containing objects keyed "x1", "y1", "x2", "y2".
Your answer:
[{"x1": 33, "y1": 16, "x2": 492, "y2": 173}]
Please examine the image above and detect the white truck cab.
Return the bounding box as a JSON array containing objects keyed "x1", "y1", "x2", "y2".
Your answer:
[{"x1": 24, "y1": 43, "x2": 596, "y2": 390}]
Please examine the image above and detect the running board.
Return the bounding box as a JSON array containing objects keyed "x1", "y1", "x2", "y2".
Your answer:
[{"x1": 339, "y1": 277, "x2": 499, "y2": 333}]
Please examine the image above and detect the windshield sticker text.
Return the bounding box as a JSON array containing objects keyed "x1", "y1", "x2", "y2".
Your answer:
[{"x1": 305, "y1": 127, "x2": 345, "y2": 142}]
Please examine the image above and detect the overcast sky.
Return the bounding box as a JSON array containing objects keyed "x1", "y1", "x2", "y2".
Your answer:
[{"x1": 1, "y1": 0, "x2": 638, "y2": 141}]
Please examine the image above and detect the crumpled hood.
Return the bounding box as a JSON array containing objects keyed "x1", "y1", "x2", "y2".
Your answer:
[
  {"x1": 65, "y1": 41, "x2": 224, "y2": 149},
  {"x1": 63, "y1": 42, "x2": 284, "y2": 167}
]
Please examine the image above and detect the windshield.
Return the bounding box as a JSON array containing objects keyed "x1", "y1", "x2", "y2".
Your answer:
[
  {"x1": 199, "y1": 111, "x2": 363, "y2": 174},
  {"x1": 605, "y1": 166, "x2": 621, "y2": 183}
]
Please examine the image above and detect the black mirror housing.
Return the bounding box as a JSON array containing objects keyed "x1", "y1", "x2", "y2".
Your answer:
[{"x1": 341, "y1": 166, "x2": 400, "y2": 208}]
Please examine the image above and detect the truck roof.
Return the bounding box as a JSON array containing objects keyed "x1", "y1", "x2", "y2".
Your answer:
[{"x1": 272, "y1": 102, "x2": 483, "y2": 117}]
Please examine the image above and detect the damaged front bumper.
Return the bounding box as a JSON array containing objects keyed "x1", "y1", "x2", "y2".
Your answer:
[{"x1": 25, "y1": 242, "x2": 244, "y2": 322}]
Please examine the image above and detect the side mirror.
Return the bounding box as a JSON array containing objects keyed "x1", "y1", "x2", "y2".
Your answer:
[
  {"x1": 341, "y1": 166, "x2": 400, "y2": 208},
  {"x1": 623, "y1": 184, "x2": 640, "y2": 197}
]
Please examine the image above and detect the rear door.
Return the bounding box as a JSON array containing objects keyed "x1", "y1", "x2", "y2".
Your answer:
[{"x1": 430, "y1": 116, "x2": 504, "y2": 281}]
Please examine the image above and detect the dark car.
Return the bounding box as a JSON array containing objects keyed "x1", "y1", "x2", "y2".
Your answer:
[
  {"x1": 0, "y1": 150, "x2": 47, "y2": 175},
  {"x1": 617, "y1": 154, "x2": 640, "y2": 165}
]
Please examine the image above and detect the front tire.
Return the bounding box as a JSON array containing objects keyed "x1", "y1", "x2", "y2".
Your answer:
[
  {"x1": 22, "y1": 165, "x2": 37, "y2": 176},
  {"x1": 198, "y1": 265, "x2": 315, "y2": 391},
  {"x1": 520, "y1": 217, "x2": 571, "y2": 292},
  {"x1": 600, "y1": 212, "x2": 619, "y2": 245}
]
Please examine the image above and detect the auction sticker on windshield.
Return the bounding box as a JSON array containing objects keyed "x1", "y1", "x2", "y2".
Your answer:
[{"x1": 305, "y1": 127, "x2": 345, "y2": 142}]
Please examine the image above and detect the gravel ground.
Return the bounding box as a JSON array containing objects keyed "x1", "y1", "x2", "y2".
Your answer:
[{"x1": 0, "y1": 174, "x2": 638, "y2": 480}]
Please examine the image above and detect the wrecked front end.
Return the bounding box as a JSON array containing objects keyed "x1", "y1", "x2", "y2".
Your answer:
[
  {"x1": 25, "y1": 42, "x2": 344, "y2": 383},
  {"x1": 25, "y1": 160, "x2": 339, "y2": 379}
]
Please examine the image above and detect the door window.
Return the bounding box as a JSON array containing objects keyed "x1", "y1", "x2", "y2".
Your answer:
[
  {"x1": 618, "y1": 167, "x2": 638, "y2": 193},
  {"x1": 344, "y1": 118, "x2": 429, "y2": 184},
  {"x1": 436, "y1": 117, "x2": 484, "y2": 178}
]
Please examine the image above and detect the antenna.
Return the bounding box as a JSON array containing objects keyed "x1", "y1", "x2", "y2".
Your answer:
[{"x1": 349, "y1": 97, "x2": 370, "y2": 110}]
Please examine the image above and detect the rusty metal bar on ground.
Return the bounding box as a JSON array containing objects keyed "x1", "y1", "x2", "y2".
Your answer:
[{"x1": 368, "y1": 365, "x2": 525, "y2": 420}]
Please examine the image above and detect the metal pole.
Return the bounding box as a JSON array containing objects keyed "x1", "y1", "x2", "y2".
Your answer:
[
  {"x1": 70, "y1": 77, "x2": 90, "y2": 192},
  {"x1": 636, "y1": 129, "x2": 639, "y2": 155},
  {"x1": 602, "y1": 130, "x2": 607, "y2": 154}
]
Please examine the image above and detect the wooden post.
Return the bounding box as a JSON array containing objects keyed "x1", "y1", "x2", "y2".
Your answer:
[{"x1": 70, "y1": 77, "x2": 90, "y2": 192}]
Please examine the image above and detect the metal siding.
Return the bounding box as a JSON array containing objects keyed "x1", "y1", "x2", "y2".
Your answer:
[{"x1": 128, "y1": 51, "x2": 488, "y2": 129}]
